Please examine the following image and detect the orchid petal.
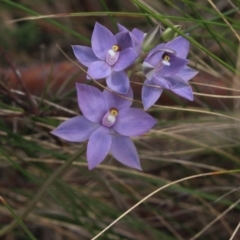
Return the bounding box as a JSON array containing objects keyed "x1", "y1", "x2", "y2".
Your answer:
[
  {"x1": 114, "y1": 48, "x2": 137, "y2": 71},
  {"x1": 103, "y1": 87, "x2": 133, "y2": 110},
  {"x1": 152, "y1": 76, "x2": 170, "y2": 89},
  {"x1": 114, "y1": 108, "x2": 156, "y2": 136},
  {"x1": 176, "y1": 66, "x2": 199, "y2": 82},
  {"x1": 171, "y1": 85, "x2": 193, "y2": 101},
  {"x1": 110, "y1": 135, "x2": 141, "y2": 170},
  {"x1": 164, "y1": 75, "x2": 191, "y2": 88},
  {"x1": 72, "y1": 45, "x2": 99, "y2": 67},
  {"x1": 132, "y1": 28, "x2": 145, "y2": 43},
  {"x1": 142, "y1": 62, "x2": 155, "y2": 80},
  {"x1": 142, "y1": 79, "x2": 163, "y2": 110},
  {"x1": 106, "y1": 71, "x2": 129, "y2": 94},
  {"x1": 159, "y1": 55, "x2": 188, "y2": 77},
  {"x1": 117, "y1": 23, "x2": 128, "y2": 32},
  {"x1": 76, "y1": 83, "x2": 108, "y2": 122},
  {"x1": 148, "y1": 43, "x2": 165, "y2": 56},
  {"x1": 165, "y1": 36, "x2": 190, "y2": 58},
  {"x1": 145, "y1": 50, "x2": 164, "y2": 67},
  {"x1": 160, "y1": 48, "x2": 176, "y2": 54},
  {"x1": 51, "y1": 116, "x2": 99, "y2": 142},
  {"x1": 115, "y1": 31, "x2": 134, "y2": 50},
  {"x1": 87, "y1": 61, "x2": 111, "y2": 79},
  {"x1": 92, "y1": 22, "x2": 116, "y2": 60},
  {"x1": 131, "y1": 29, "x2": 144, "y2": 53},
  {"x1": 87, "y1": 126, "x2": 112, "y2": 170}
]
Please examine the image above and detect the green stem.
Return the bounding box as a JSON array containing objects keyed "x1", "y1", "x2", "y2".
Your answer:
[{"x1": 0, "y1": 198, "x2": 38, "y2": 240}]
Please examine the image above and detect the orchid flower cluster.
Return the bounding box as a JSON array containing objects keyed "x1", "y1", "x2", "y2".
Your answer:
[{"x1": 51, "y1": 22, "x2": 198, "y2": 170}]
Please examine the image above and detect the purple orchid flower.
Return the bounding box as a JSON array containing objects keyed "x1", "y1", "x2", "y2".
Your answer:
[
  {"x1": 141, "y1": 36, "x2": 198, "y2": 110},
  {"x1": 72, "y1": 22, "x2": 138, "y2": 94},
  {"x1": 51, "y1": 84, "x2": 156, "y2": 170},
  {"x1": 117, "y1": 23, "x2": 145, "y2": 54}
]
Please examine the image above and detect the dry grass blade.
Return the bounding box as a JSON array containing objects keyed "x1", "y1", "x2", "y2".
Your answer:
[
  {"x1": 91, "y1": 170, "x2": 240, "y2": 240},
  {"x1": 207, "y1": 0, "x2": 240, "y2": 42},
  {"x1": 190, "y1": 198, "x2": 240, "y2": 240},
  {"x1": 229, "y1": 221, "x2": 240, "y2": 240}
]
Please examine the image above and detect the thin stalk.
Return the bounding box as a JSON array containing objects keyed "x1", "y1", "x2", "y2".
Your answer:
[{"x1": 0, "y1": 197, "x2": 38, "y2": 240}]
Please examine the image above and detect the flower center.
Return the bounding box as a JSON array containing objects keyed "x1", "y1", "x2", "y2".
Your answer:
[
  {"x1": 162, "y1": 53, "x2": 171, "y2": 66},
  {"x1": 102, "y1": 107, "x2": 118, "y2": 127},
  {"x1": 112, "y1": 44, "x2": 121, "y2": 52},
  {"x1": 106, "y1": 44, "x2": 121, "y2": 65}
]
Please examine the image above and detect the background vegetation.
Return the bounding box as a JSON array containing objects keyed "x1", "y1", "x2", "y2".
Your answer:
[{"x1": 0, "y1": 0, "x2": 240, "y2": 239}]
